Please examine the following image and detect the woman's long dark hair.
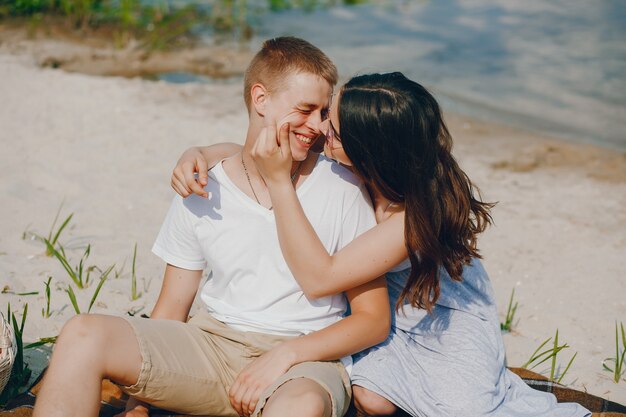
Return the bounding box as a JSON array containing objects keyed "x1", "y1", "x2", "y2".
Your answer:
[{"x1": 339, "y1": 72, "x2": 494, "y2": 312}]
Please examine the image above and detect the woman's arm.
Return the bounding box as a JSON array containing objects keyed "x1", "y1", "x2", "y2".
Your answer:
[
  {"x1": 252, "y1": 124, "x2": 408, "y2": 298},
  {"x1": 171, "y1": 143, "x2": 242, "y2": 198},
  {"x1": 273, "y1": 183, "x2": 407, "y2": 297},
  {"x1": 282, "y1": 275, "x2": 390, "y2": 361},
  {"x1": 228, "y1": 276, "x2": 391, "y2": 416}
]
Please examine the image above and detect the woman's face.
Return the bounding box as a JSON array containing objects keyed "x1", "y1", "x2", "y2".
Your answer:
[{"x1": 322, "y1": 93, "x2": 352, "y2": 166}]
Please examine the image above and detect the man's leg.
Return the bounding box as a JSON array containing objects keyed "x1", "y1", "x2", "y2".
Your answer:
[
  {"x1": 253, "y1": 361, "x2": 351, "y2": 417},
  {"x1": 33, "y1": 314, "x2": 142, "y2": 417},
  {"x1": 262, "y1": 378, "x2": 332, "y2": 417}
]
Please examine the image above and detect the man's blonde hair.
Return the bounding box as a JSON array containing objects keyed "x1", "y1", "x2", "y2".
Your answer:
[{"x1": 243, "y1": 37, "x2": 338, "y2": 110}]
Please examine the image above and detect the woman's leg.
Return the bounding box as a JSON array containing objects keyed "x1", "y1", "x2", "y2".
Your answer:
[
  {"x1": 33, "y1": 314, "x2": 142, "y2": 417},
  {"x1": 353, "y1": 385, "x2": 397, "y2": 416}
]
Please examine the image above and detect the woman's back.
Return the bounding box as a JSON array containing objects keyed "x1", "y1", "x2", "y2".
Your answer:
[{"x1": 386, "y1": 258, "x2": 498, "y2": 332}]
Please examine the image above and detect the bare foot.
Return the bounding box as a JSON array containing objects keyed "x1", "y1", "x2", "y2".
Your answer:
[{"x1": 113, "y1": 403, "x2": 149, "y2": 417}]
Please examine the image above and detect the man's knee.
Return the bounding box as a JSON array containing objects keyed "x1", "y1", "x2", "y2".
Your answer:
[
  {"x1": 262, "y1": 378, "x2": 331, "y2": 417},
  {"x1": 58, "y1": 314, "x2": 107, "y2": 346},
  {"x1": 353, "y1": 386, "x2": 397, "y2": 416}
]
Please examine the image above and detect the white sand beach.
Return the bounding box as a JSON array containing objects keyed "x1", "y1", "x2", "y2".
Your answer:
[{"x1": 0, "y1": 39, "x2": 625, "y2": 405}]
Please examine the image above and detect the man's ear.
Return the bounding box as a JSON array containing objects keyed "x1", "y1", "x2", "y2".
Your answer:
[{"x1": 251, "y1": 83, "x2": 269, "y2": 117}]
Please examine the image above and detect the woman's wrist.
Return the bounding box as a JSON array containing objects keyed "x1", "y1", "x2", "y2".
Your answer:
[{"x1": 265, "y1": 175, "x2": 295, "y2": 190}]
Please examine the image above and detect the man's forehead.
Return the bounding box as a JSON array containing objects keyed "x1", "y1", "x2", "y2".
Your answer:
[{"x1": 282, "y1": 72, "x2": 332, "y2": 89}]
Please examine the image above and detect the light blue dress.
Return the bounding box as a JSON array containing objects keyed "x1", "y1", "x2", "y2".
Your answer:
[{"x1": 350, "y1": 259, "x2": 591, "y2": 417}]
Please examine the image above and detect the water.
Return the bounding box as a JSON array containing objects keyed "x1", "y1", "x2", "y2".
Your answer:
[{"x1": 201, "y1": 0, "x2": 626, "y2": 150}]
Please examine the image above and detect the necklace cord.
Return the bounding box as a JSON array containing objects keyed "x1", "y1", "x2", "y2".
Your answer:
[{"x1": 241, "y1": 154, "x2": 301, "y2": 209}]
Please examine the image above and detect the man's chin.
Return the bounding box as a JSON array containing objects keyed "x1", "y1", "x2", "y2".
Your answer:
[{"x1": 290, "y1": 146, "x2": 310, "y2": 162}]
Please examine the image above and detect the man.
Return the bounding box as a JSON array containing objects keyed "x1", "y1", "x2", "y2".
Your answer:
[{"x1": 33, "y1": 37, "x2": 389, "y2": 417}]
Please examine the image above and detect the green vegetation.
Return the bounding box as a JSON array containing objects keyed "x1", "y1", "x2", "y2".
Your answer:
[
  {"x1": 1, "y1": 286, "x2": 39, "y2": 296},
  {"x1": 0, "y1": 0, "x2": 210, "y2": 49},
  {"x1": 500, "y1": 288, "x2": 518, "y2": 332},
  {"x1": 42, "y1": 277, "x2": 53, "y2": 318},
  {"x1": 0, "y1": 304, "x2": 32, "y2": 406},
  {"x1": 42, "y1": 205, "x2": 74, "y2": 257},
  {"x1": 130, "y1": 243, "x2": 141, "y2": 301},
  {"x1": 21, "y1": 203, "x2": 74, "y2": 257},
  {"x1": 523, "y1": 329, "x2": 577, "y2": 384},
  {"x1": 602, "y1": 321, "x2": 625, "y2": 383},
  {"x1": 65, "y1": 264, "x2": 114, "y2": 314},
  {"x1": 47, "y1": 241, "x2": 95, "y2": 289},
  {"x1": 0, "y1": 0, "x2": 371, "y2": 49}
]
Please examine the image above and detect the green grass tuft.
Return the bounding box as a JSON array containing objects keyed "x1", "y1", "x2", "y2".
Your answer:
[
  {"x1": 64, "y1": 264, "x2": 113, "y2": 314},
  {"x1": 522, "y1": 328, "x2": 577, "y2": 384},
  {"x1": 130, "y1": 243, "x2": 141, "y2": 301},
  {"x1": 500, "y1": 288, "x2": 518, "y2": 332},
  {"x1": 46, "y1": 241, "x2": 93, "y2": 289},
  {"x1": 0, "y1": 304, "x2": 32, "y2": 406},
  {"x1": 602, "y1": 321, "x2": 626, "y2": 383},
  {"x1": 42, "y1": 276, "x2": 53, "y2": 318}
]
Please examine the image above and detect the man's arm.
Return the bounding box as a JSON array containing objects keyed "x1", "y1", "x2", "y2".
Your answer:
[
  {"x1": 150, "y1": 264, "x2": 203, "y2": 320},
  {"x1": 171, "y1": 143, "x2": 242, "y2": 198},
  {"x1": 228, "y1": 276, "x2": 390, "y2": 416}
]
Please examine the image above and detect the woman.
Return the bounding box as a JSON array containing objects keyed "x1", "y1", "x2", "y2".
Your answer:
[{"x1": 172, "y1": 73, "x2": 589, "y2": 416}]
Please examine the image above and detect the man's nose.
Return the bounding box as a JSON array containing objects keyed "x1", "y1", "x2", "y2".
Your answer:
[{"x1": 306, "y1": 110, "x2": 324, "y2": 132}]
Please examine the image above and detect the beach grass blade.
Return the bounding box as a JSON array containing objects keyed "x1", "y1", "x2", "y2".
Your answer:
[
  {"x1": 26, "y1": 202, "x2": 74, "y2": 256},
  {"x1": 131, "y1": 243, "x2": 141, "y2": 301},
  {"x1": 46, "y1": 240, "x2": 78, "y2": 285},
  {"x1": 42, "y1": 277, "x2": 52, "y2": 318},
  {"x1": 523, "y1": 329, "x2": 577, "y2": 383},
  {"x1": 500, "y1": 288, "x2": 518, "y2": 332},
  {"x1": 45, "y1": 212, "x2": 74, "y2": 256},
  {"x1": 602, "y1": 321, "x2": 625, "y2": 383},
  {"x1": 65, "y1": 285, "x2": 81, "y2": 315},
  {"x1": 1, "y1": 286, "x2": 38, "y2": 296},
  {"x1": 46, "y1": 240, "x2": 92, "y2": 289},
  {"x1": 24, "y1": 336, "x2": 58, "y2": 349},
  {"x1": 557, "y1": 352, "x2": 578, "y2": 384},
  {"x1": 550, "y1": 329, "x2": 560, "y2": 380},
  {"x1": 88, "y1": 265, "x2": 114, "y2": 313},
  {"x1": 522, "y1": 337, "x2": 551, "y2": 369}
]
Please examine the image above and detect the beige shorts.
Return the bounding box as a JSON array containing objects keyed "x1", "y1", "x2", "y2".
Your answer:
[{"x1": 119, "y1": 310, "x2": 351, "y2": 417}]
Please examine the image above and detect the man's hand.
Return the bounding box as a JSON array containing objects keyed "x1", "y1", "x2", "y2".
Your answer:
[
  {"x1": 171, "y1": 147, "x2": 209, "y2": 198},
  {"x1": 228, "y1": 343, "x2": 297, "y2": 417}
]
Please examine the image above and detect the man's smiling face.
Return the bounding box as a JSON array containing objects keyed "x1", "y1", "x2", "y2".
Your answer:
[{"x1": 264, "y1": 72, "x2": 332, "y2": 162}]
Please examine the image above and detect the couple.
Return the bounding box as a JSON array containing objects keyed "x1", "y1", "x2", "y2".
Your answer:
[{"x1": 33, "y1": 37, "x2": 590, "y2": 417}]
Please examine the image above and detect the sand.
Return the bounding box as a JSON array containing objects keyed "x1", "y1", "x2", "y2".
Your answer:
[{"x1": 0, "y1": 36, "x2": 625, "y2": 405}]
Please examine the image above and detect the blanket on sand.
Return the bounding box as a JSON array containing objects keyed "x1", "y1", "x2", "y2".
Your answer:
[{"x1": 1, "y1": 368, "x2": 625, "y2": 417}]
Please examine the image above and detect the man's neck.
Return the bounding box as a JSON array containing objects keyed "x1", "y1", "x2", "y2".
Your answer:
[{"x1": 240, "y1": 145, "x2": 309, "y2": 179}]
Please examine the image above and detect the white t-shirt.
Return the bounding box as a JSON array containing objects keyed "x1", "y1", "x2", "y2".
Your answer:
[{"x1": 152, "y1": 154, "x2": 376, "y2": 336}]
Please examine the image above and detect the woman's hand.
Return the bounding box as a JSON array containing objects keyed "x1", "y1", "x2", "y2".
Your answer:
[
  {"x1": 251, "y1": 122, "x2": 294, "y2": 187},
  {"x1": 171, "y1": 147, "x2": 209, "y2": 198},
  {"x1": 228, "y1": 342, "x2": 297, "y2": 417}
]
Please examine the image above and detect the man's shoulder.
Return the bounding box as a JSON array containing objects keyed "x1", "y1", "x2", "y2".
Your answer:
[{"x1": 312, "y1": 155, "x2": 364, "y2": 190}]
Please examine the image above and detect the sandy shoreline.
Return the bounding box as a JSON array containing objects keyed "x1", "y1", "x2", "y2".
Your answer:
[{"x1": 0, "y1": 39, "x2": 625, "y2": 405}]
